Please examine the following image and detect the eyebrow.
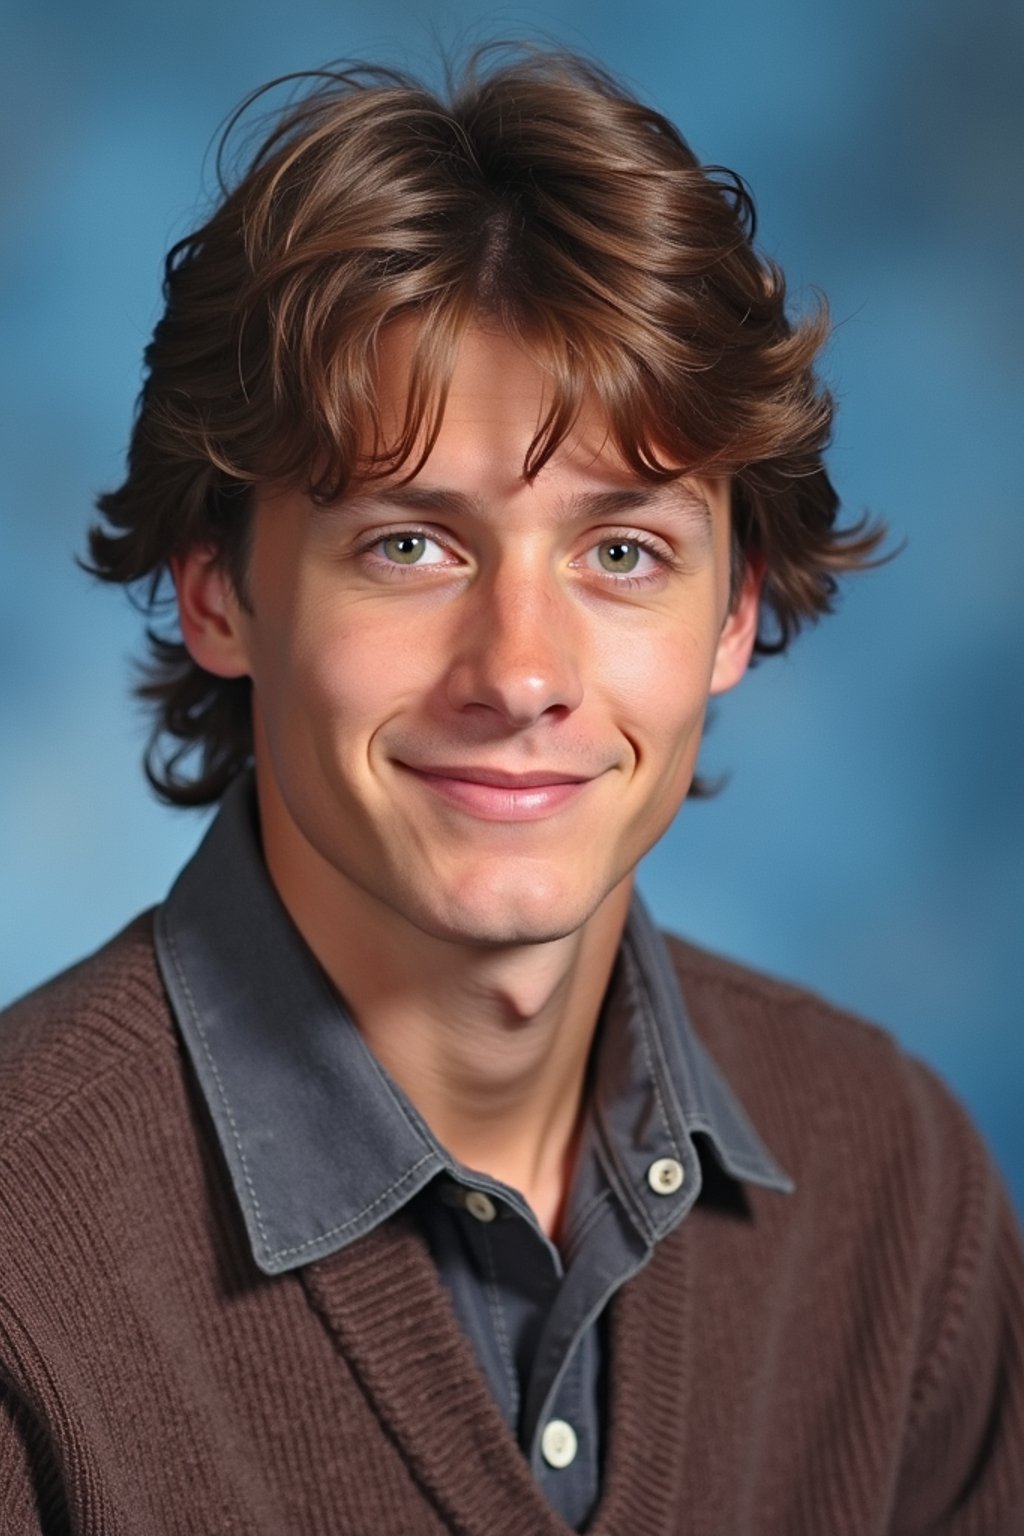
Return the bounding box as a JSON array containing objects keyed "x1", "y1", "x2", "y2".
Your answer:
[
  {"x1": 333, "y1": 481, "x2": 712, "y2": 528},
  {"x1": 565, "y1": 485, "x2": 712, "y2": 528}
]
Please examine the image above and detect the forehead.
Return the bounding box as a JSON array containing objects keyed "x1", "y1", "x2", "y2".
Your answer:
[
  {"x1": 367, "y1": 320, "x2": 722, "y2": 522},
  {"x1": 373, "y1": 318, "x2": 574, "y2": 456}
]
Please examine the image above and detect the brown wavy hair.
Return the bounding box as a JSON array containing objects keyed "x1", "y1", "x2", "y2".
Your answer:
[{"x1": 87, "y1": 45, "x2": 884, "y2": 807}]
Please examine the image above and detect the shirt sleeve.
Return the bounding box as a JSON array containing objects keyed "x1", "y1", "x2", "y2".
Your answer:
[{"x1": 891, "y1": 1062, "x2": 1024, "y2": 1534}]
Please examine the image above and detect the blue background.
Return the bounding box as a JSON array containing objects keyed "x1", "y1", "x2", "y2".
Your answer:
[{"x1": 2, "y1": 0, "x2": 1021, "y2": 1211}]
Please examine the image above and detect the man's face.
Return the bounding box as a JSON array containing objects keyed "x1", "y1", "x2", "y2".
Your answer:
[{"x1": 182, "y1": 324, "x2": 759, "y2": 948}]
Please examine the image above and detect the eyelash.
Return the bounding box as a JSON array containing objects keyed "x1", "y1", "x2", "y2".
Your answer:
[
  {"x1": 354, "y1": 527, "x2": 460, "y2": 581},
  {"x1": 356, "y1": 527, "x2": 678, "y2": 589},
  {"x1": 579, "y1": 533, "x2": 677, "y2": 590}
]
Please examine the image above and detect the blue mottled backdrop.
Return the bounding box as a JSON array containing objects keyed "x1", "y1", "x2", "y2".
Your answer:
[{"x1": 1, "y1": 0, "x2": 1021, "y2": 1210}]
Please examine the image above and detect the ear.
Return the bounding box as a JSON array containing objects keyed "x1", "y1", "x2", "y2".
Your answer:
[
  {"x1": 709, "y1": 558, "x2": 762, "y2": 696},
  {"x1": 171, "y1": 547, "x2": 251, "y2": 679}
]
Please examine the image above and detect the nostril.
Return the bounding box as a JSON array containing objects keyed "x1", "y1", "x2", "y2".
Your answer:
[{"x1": 443, "y1": 652, "x2": 583, "y2": 725}]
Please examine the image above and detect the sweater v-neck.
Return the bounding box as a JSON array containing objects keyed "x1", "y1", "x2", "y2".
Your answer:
[{"x1": 302, "y1": 1209, "x2": 694, "y2": 1535}]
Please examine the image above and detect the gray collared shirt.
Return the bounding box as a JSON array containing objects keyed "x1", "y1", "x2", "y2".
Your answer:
[{"x1": 155, "y1": 774, "x2": 792, "y2": 1530}]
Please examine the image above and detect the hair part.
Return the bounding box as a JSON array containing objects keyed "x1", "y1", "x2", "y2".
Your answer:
[{"x1": 87, "y1": 45, "x2": 884, "y2": 807}]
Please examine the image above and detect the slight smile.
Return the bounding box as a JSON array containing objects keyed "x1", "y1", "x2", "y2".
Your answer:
[{"x1": 395, "y1": 764, "x2": 601, "y2": 821}]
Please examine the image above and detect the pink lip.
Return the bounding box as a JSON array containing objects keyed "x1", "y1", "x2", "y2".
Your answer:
[{"x1": 396, "y1": 763, "x2": 597, "y2": 821}]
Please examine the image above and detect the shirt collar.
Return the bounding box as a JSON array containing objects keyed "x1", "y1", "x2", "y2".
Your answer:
[
  {"x1": 590, "y1": 899, "x2": 794, "y2": 1244},
  {"x1": 155, "y1": 773, "x2": 791, "y2": 1276}
]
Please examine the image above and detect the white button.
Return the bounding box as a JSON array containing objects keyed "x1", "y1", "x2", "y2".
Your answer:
[
  {"x1": 647, "y1": 1157, "x2": 684, "y2": 1195},
  {"x1": 541, "y1": 1418, "x2": 578, "y2": 1469},
  {"x1": 464, "y1": 1190, "x2": 497, "y2": 1222}
]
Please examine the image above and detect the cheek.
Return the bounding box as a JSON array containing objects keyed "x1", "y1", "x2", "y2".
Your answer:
[
  {"x1": 280, "y1": 597, "x2": 441, "y2": 734},
  {"x1": 591, "y1": 608, "x2": 719, "y2": 751}
]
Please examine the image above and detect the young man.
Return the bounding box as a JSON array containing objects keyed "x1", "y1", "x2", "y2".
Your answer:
[{"x1": 2, "y1": 49, "x2": 1021, "y2": 1535}]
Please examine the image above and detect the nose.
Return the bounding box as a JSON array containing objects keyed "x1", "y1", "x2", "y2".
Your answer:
[{"x1": 443, "y1": 558, "x2": 584, "y2": 728}]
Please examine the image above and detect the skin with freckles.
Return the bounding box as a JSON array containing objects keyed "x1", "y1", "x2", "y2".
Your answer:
[{"x1": 174, "y1": 323, "x2": 761, "y2": 1237}]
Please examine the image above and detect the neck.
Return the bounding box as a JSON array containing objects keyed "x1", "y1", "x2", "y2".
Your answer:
[
  {"x1": 260, "y1": 816, "x2": 632, "y2": 1242},
  {"x1": 347, "y1": 908, "x2": 627, "y2": 1238}
]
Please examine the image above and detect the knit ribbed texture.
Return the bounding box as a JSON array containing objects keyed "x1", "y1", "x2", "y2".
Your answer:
[{"x1": 1, "y1": 913, "x2": 1022, "y2": 1534}]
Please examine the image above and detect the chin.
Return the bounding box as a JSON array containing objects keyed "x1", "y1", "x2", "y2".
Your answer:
[{"x1": 406, "y1": 865, "x2": 605, "y2": 949}]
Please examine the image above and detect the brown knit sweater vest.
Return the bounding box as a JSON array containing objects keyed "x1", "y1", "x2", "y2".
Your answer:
[{"x1": 1, "y1": 913, "x2": 1022, "y2": 1534}]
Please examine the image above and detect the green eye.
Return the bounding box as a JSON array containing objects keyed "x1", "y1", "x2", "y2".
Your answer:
[
  {"x1": 597, "y1": 540, "x2": 641, "y2": 573},
  {"x1": 382, "y1": 534, "x2": 428, "y2": 564}
]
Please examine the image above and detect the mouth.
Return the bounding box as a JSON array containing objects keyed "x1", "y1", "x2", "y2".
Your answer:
[{"x1": 394, "y1": 763, "x2": 599, "y2": 821}]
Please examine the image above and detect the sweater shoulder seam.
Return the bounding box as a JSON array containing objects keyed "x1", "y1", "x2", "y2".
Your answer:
[
  {"x1": 0, "y1": 1023, "x2": 176, "y2": 1157},
  {"x1": 663, "y1": 932, "x2": 895, "y2": 1047}
]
